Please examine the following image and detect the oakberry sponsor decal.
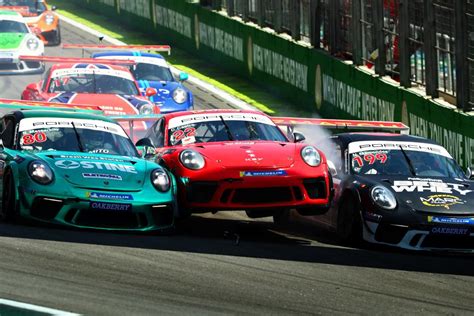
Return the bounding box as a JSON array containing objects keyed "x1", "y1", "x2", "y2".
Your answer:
[
  {"x1": 55, "y1": 160, "x2": 137, "y2": 174},
  {"x1": 430, "y1": 227, "x2": 470, "y2": 235},
  {"x1": 89, "y1": 201, "x2": 131, "y2": 212},
  {"x1": 420, "y1": 194, "x2": 465, "y2": 209},
  {"x1": 392, "y1": 178, "x2": 472, "y2": 196}
]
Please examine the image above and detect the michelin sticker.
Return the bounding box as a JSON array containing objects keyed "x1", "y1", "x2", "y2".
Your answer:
[
  {"x1": 87, "y1": 192, "x2": 133, "y2": 201},
  {"x1": 428, "y1": 216, "x2": 474, "y2": 225},
  {"x1": 240, "y1": 170, "x2": 287, "y2": 177},
  {"x1": 83, "y1": 173, "x2": 123, "y2": 181},
  {"x1": 392, "y1": 178, "x2": 472, "y2": 196},
  {"x1": 55, "y1": 160, "x2": 137, "y2": 174}
]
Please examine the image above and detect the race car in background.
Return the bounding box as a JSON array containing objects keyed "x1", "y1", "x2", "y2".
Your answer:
[
  {"x1": 63, "y1": 44, "x2": 194, "y2": 114},
  {"x1": 123, "y1": 109, "x2": 332, "y2": 219},
  {"x1": 0, "y1": 10, "x2": 43, "y2": 74},
  {"x1": 0, "y1": 103, "x2": 176, "y2": 232},
  {"x1": 275, "y1": 118, "x2": 474, "y2": 253},
  {"x1": 19, "y1": 56, "x2": 160, "y2": 138},
  {"x1": 0, "y1": 0, "x2": 61, "y2": 46}
]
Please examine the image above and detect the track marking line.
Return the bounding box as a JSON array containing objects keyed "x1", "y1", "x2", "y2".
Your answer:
[
  {"x1": 0, "y1": 298, "x2": 81, "y2": 316},
  {"x1": 58, "y1": 14, "x2": 257, "y2": 111}
]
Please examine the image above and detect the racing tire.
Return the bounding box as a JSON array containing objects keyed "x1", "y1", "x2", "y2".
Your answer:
[
  {"x1": 336, "y1": 194, "x2": 362, "y2": 246},
  {"x1": 0, "y1": 171, "x2": 18, "y2": 223},
  {"x1": 272, "y1": 208, "x2": 290, "y2": 226}
]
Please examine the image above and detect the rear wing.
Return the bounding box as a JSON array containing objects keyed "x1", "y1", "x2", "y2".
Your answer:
[
  {"x1": 111, "y1": 114, "x2": 163, "y2": 141},
  {"x1": 63, "y1": 44, "x2": 172, "y2": 56},
  {"x1": 0, "y1": 99, "x2": 104, "y2": 115},
  {"x1": 19, "y1": 55, "x2": 136, "y2": 65},
  {"x1": 273, "y1": 117, "x2": 410, "y2": 135}
]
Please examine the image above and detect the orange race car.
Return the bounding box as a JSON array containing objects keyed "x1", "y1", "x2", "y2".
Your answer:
[{"x1": 0, "y1": 0, "x2": 60, "y2": 46}]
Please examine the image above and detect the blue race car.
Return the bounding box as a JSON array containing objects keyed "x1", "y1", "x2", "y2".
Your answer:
[{"x1": 92, "y1": 50, "x2": 193, "y2": 114}]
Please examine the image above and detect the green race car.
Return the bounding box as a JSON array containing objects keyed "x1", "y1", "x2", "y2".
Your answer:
[{"x1": 0, "y1": 108, "x2": 176, "y2": 232}]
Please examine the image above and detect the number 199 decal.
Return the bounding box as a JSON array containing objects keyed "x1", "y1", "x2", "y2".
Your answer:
[{"x1": 352, "y1": 152, "x2": 388, "y2": 167}]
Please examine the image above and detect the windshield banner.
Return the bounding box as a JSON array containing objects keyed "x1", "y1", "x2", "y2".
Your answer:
[
  {"x1": 51, "y1": 68, "x2": 134, "y2": 81},
  {"x1": 348, "y1": 141, "x2": 452, "y2": 158},
  {"x1": 19, "y1": 117, "x2": 128, "y2": 138},
  {"x1": 168, "y1": 113, "x2": 275, "y2": 129}
]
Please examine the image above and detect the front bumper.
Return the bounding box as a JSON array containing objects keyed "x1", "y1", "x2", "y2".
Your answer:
[
  {"x1": 179, "y1": 168, "x2": 331, "y2": 212},
  {"x1": 18, "y1": 186, "x2": 175, "y2": 232},
  {"x1": 361, "y1": 212, "x2": 474, "y2": 253},
  {"x1": 0, "y1": 51, "x2": 44, "y2": 75},
  {"x1": 38, "y1": 29, "x2": 60, "y2": 46}
]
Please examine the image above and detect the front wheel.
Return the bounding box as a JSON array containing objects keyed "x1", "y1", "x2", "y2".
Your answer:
[
  {"x1": 0, "y1": 171, "x2": 18, "y2": 222},
  {"x1": 336, "y1": 194, "x2": 362, "y2": 245}
]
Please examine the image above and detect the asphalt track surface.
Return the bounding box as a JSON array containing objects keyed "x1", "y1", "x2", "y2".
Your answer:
[{"x1": 0, "y1": 21, "x2": 473, "y2": 316}]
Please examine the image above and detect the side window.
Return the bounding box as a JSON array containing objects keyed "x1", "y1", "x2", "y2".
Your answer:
[
  {"x1": 145, "y1": 119, "x2": 164, "y2": 147},
  {"x1": 1, "y1": 117, "x2": 16, "y2": 149}
]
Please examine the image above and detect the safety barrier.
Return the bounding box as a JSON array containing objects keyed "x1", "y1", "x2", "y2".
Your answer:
[{"x1": 66, "y1": 0, "x2": 474, "y2": 168}]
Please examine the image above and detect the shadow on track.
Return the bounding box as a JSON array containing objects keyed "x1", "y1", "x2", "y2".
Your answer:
[{"x1": 0, "y1": 215, "x2": 472, "y2": 277}]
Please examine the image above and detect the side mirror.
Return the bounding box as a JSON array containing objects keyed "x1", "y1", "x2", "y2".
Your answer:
[
  {"x1": 179, "y1": 72, "x2": 189, "y2": 82},
  {"x1": 26, "y1": 82, "x2": 38, "y2": 91},
  {"x1": 327, "y1": 160, "x2": 337, "y2": 177},
  {"x1": 145, "y1": 87, "x2": 157, "y2": 97},
  {"x1": 136, "y1": 138, "x2": 154, "y2": 147},
  {"x1": 293, "y1": 132, "x2": 306, "y2": 143},
  {"x1": 0, "y1": 139, "x2": 4, "y2": 153},
  {"x1": 51, "y1": 5, "x2": 57, "y2": 11},
  {"x1": 466, "y1": 167, "x2": 474, "y2": 180}
]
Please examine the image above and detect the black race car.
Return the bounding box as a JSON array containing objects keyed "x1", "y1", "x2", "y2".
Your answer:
[{"x1": 275, "y1": 118, "x2": 474, "y2": 252}]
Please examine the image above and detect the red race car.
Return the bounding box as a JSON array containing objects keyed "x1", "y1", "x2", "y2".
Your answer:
[
  {"x1": 129, "y1": 109, "x2": 332, "y2": 219},
  {"x1": 20, "y1": 56, "x2": 159, "y2": 136}
]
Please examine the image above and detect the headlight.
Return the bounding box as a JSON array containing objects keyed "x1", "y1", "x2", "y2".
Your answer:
[
  {"x1": 179, "y1": 149, "x2": 205, "y2": 170},
  {"x1": 45, "y1": 14, "x2": 55, "y2": 25},
  {"x1": 172, "y1": 88, "x2": 187, "y2": 104},
  {"x1": 151, "y1": 169, "x2": 170, "y2": 192},
  {"x1": 371, "y1": 186, "x2": 397, "y2": 210},
  {"x1": 301, "y1": 146, "x2": 321, "y2": 167},
  {"x1": 28, "y1": 160, "x2": 54, "y2": 185},
  {"x1": 26, "y1": 38, "x2": 39, "y2": 51},
  {"x1": 139, "y1": 103, "x2": 154, "y2": 115}
]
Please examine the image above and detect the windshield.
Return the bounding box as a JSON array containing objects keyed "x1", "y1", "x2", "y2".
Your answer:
[
  {"x1": 131, "y1": 62, "x2": 174, "y2": 81},
  {"x1": 168, "y1": 113, "x2": 287, "y2": 146},
  {"x1": 349, "y1": 141, "x2": 465, "y2": 178},
  {"x1": 48, "y1": 69, "x2": 139, "y2": 95},
  {"x1": 18, "y1": 117, "x2": 139, "y2": 157},
  {"x1": 0, "y1": 20, "x2": 28, "y2": 33},
  {"x1": 0, "y1": 0, "x2": 46, "y2": 14}
]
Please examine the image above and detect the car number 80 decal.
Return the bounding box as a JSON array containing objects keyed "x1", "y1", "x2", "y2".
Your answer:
[{"x1": 22, "y1": 132, "x2": 47, "y2": 145}]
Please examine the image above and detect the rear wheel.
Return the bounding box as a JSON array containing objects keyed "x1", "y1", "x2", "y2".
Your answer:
[
  {"x1": 336, "y1": 194, "x2": 362, "y2": 245},
  {"x1": 0, "y1": 171, "x2": 18, "y2": 222}
]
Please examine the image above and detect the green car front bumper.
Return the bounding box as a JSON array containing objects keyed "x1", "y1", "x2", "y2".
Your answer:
[{"x1": 17, "y1": 184, "x2": 176, "y2": 232}]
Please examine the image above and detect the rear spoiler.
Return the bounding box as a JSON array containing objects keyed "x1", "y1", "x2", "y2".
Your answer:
[
  {"x1": 273, "y1": 117, "x2": 410, "y2": 135},
  {"x1": 111, "y1": 114, "x2": 163, "y2": 141},
  {"x1": 19, "y1": 55, "x2": 136, "y2": 65},
  {"x1": 0, "y1": 99, "x2": 103, "y2": 114},
  {"x1": 63, "y1": 44, "x2": 172, "y2": 56}
]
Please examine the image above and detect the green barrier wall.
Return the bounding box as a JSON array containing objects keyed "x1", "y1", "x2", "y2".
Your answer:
[{"x1": 75, "y1": 0, "x2": 474, "y2": 168}]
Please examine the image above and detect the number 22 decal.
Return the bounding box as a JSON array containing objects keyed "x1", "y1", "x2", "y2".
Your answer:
[
  {"x1": 22, "y1": 132, "x2": 47, "y2": 145},
  {"x1": 172, "y1": 127, "x2": 196, "y2": 141}
]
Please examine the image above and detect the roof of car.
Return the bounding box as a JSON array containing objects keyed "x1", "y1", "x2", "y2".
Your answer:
[
  {"x1": 92, "y1": 51, "x2": 165, "y2": 60},
  {"x1": 18, "y1": 110, "x2": 115, "y2": 122},
  {"x1": 163, "y1": 109, "x2": 269, "y2": 120},
  {"x1": 0, "y1": 10, "x2": 23, "y2": 19},
  {"x1": 335, "y1": 132, "x2": 438, "y2": 145},
  {"x1": 48, "y1": 63, "x2": 131, "y2": 72}
]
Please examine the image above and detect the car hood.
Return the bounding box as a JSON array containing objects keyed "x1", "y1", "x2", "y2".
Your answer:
[
  {"x1": 369, "y1": 176, "x2": 474, "y2": 215},
  {"x1": 0, "y1": 33, "x2": 25, "y2": 50},
  {"x1": 36, "y1": 152, "x2": 148, "y2": 190},
  {"x1": 48, "y1": 93, "x2": 150, "y2": 116},
  {"x1": 190, "y1": 141, "x2": 296, "y2": 169}
]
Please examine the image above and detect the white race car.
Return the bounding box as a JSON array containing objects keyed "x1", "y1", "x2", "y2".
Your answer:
[{"x1": 0, "y1": 9, "x2": 43, "y2": 74}]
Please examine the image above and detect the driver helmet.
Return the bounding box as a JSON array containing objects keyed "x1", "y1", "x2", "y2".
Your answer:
[{"x1": 82, "y1": 129, "x2": 104, "y2": 150}]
